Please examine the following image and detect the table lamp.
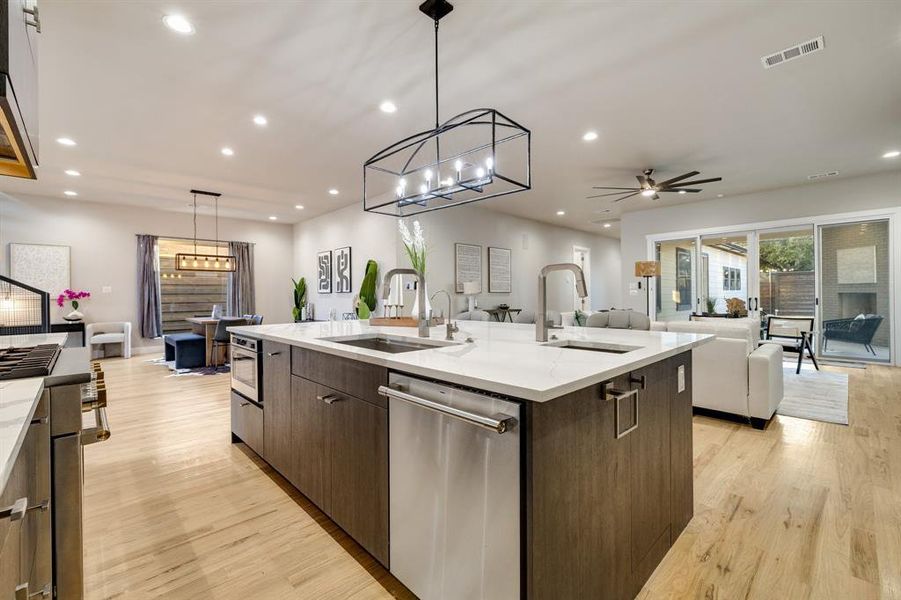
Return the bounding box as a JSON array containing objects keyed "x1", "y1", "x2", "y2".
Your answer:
[
  {"x1": 634, "y1": 261, "x2": 661, "y2": 317},
  {"x1": 463, "y1": 280, "x2": 481, "y2": 312}
]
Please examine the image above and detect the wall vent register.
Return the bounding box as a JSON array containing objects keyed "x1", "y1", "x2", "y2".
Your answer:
[{"x1": 761, "y1": 35, "x2": 824, "y2": 69}]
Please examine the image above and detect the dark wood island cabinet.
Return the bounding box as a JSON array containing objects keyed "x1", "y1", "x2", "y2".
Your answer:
[{"x1": 232, "y1": 339, "x2": 694, "y2": 599}]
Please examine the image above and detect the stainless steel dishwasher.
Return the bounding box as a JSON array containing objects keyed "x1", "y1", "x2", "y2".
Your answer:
[{"x1": 379, "y1": 373, "x2": 521, "y2": 600}]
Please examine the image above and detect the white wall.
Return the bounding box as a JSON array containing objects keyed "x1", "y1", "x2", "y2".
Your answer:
[
  {"x1": 293, "y1": 203, "x2": 622, "y2": 319},
  {"x1": 292, "y1": 203, "x2": 397, "y2": 319},
  {"x1": 0, "y1": 193, "x2": 294, "y2": 351}
]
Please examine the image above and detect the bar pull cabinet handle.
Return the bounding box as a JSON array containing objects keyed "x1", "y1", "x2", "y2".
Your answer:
[
  {"x1": 1, "y1": 497, "x2": 48, "y2": 522},
  {"x1": 266, "y1": 351, "x2": 282, "y2": 357},
  {"x1": 15, "y1": 582, "x2": 51, "y2": 599},
  {"x1": 606, "y1": 388, "x2": 639, "y2": 439},
  {"x1": 24, "y1": 4, "x2": 41, "y2": 33},
  {"x1": 240, "y1": 401, "x2": 250, "y2": 407},
  {"x1": 317, "y1": 394, "x2": 341, "y2": 405},
  {"x1": 30, "y1": 416, "x2": 48, "y2": 426}
]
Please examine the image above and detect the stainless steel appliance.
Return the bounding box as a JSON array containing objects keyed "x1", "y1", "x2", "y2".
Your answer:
[
  {"x1": 0, "y1": 343, "x2": 60, "y2": 379},
  {"x1": 379, "y1": 374, "x2": 521, "y2": 600},
  {"x1": 230, "y1": 335, "x2": 261, "y2": 402},
  {"x1": 49, "y1": 359, "x2": 110, "y2": 599}
]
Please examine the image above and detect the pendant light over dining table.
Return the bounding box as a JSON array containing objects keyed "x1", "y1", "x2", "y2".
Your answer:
[
  {"x1": 175, "y1": 189, "x2": 236, "y2": 272},
  {"x1": 363, "y1": 0, "x2": 531, "y2": 217}
]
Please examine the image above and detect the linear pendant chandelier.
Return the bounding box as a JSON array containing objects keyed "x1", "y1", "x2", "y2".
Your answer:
[
  {"x1": 175, "y1": 189, "x2": 236, "y2": 272},
  {"x1": 363, "y1": 0, "x2": 531, "y2": 217}
]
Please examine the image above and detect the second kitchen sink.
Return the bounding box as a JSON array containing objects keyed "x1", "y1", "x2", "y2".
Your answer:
[
  {"x1": 320, "y1": 334, "x2": 460, "y2": 354},
  {"x1": 542, "y1": 340, "x2": 643, "y2": 354}
]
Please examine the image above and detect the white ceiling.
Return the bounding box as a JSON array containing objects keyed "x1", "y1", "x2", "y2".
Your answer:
[{"x1": 2, "y1": 1, "x2": 900, "y2": 237}]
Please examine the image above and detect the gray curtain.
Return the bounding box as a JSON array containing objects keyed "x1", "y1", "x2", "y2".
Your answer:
[
  {"x1": 136, "y1": 234, "x2": 163, "y2": 338},
  {"x1": 227, "y1": 241, "x2": 255, "y2": 316}
]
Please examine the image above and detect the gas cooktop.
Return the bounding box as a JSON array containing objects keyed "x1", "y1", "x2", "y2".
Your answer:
[{"x1": 0, "y1": 344, "x2": 62, "y2": 381}]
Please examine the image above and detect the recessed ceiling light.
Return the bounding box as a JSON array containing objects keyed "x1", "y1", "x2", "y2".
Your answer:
[
  {"x1": 641, "y1": 189, "x2": 656, "y2": 197},
  {"x1": 221, "y1": 147, "x2": 234, "y2": 156},
  {"x1": 56, "y1": 137, "x2": 76, "y2": 146},
  {"x1": 379, "y1": 100, "x2": 397, "y2": 114},
  {"x1": 268, "y1": 216, "x2": 278, "y2": 221},
  {"x1": 717, "y1": 194, "x2": 724, "y2": 198},
  {"x1": 295, "y1": 204, "x2": 304, "y2": 210},
  {"x1": 163, "y1": 14, "x2": 194, "y2": 35},
  {"x1": 678, "y1": 190, "x2": 686, "y2": 194},
  {"x1": 556, "y1": 210, "x2": 566, "y2": 216},
  {"x1": 328, "y1": 188, "x2": 339, "y2": 196},
  {"x1": 883, "y1": 150, "x2": 900, "y2": 159},
  {"x1": 603, "y1": 223, "x2": 612, "y2": 228},
  {"x1": 253, "y1": 114, "x2": 268, "y2": 126},
  {"x1": 63, "y1": 190, "x2": 78, "y2": 197},
  {"x1": 582, "y1": 131, "x2": 598, "y2": 142},
  {"x1": 64, "y1": 169, "x2": 81, "y2": 177}
]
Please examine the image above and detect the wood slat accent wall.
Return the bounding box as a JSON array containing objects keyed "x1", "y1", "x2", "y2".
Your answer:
[{"x1": 159, "y1": 239, "x2": 228, "y2": 333}]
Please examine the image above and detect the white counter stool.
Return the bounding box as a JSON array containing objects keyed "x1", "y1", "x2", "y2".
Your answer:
[{"x1": 86, "y1": 322, "x2": 132, "y2": 359}]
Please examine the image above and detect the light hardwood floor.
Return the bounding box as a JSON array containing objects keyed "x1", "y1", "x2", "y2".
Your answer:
[{"x1": 84, "y1": 356, "x2": 901, "y2": 599}]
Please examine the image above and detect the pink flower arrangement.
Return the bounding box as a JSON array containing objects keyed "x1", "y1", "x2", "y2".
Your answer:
[{"x1": 57, "y1": 288, "x2": 91, "y2": 310}]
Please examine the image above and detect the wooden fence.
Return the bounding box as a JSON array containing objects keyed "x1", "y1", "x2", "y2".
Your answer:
[{"x1": 759, "y1": 271, "x2": 815, "y2": 315}]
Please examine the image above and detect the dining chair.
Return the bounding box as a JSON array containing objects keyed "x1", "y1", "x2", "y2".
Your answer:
[{"x1": 211, "y1": 317, "x2": 248, "y2": 371}]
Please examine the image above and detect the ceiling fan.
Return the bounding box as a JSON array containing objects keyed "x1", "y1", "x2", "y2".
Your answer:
[{"x1": 586, "y1": 168, "x2": 722, "y2": 202}]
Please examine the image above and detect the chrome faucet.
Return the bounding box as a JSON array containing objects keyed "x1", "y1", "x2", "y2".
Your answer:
[
  {"x1": 536, "y1": 263, "x2": 589, "y2": 342},
  {"x1": 430, "y1": 290, "x2": 459, "y2": 341},
  {"x1": 382, "y1": 268, "x2": 430, "y2": 338}
]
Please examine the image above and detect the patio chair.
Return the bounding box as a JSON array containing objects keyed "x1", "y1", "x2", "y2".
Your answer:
[{"x1": 823, "y1": 314, "x2": 884, "y2": 356}]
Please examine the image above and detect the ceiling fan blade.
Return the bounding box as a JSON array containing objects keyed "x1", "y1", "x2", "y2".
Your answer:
[
  {"x1": 590, "y1": 186, "x2": 640, "y2": 190},
  {"x1": 658, "y1": 188, "x2": 701, "y2": 193},
  {"x1": 655, "y1": 171, "x2": 699, "y2": 188},
  {"x1": 668, "y1": 177, "x2": 723, "y2": 187},
  {"x1": 612, "y1": 192, "x2": 640, "y2": 203},
  {"x1": 586, "y1": 190, "x2": 641, "y2": 198}
]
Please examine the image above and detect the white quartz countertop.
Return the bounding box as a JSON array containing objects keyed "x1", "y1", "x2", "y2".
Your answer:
[
  {"x1": 0, "y1": 377, "x2": 44, "y2": 492},
  {"x1": 0, "y1": 332, "x2": 68, "y2": 349},
  {"x1": 229, "y1": 321, "x2": 713, "y2": 402}
]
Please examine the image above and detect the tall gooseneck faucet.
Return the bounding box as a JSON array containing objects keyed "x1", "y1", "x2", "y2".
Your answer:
[
  {"x1": 382, "y1": 268, "x2": 430, "y2": 338},
  {"x1": 536, "y1": 263, "x2": 588, "y2": 342}
]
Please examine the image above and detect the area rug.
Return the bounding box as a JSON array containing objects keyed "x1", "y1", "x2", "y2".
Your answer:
[
  {"x1": 146, "y1": 357, "x2": 229, "y2": 376},
  {"x1": 777, "y1": 362, "x2": 849, "y2": 425}
]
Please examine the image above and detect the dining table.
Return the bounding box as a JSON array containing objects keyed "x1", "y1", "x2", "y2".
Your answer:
[
  {"x1": 186, "y1": 316, "x2": 228, "y2": 367},
  {"x1": 485, "y1": 307, "x2": 523, "y2": 323}
]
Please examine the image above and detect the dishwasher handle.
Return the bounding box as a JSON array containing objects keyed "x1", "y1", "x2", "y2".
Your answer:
[{"x1": 378, "y1": 385, "x2": 517, "y2": 434}]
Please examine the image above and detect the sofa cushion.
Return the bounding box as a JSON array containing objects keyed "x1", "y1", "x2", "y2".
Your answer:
[
  {"x1": 586, "y1": 312, "x2": 609, "y2": 328},
  {"x1": 628, "y1": 311, "x2": 651, "y2": 330},
  {"x1": 607, "y1": 310, "x2": 632, "y2": 329},
  {"x1": 665, "y1": 321, "x2": 755, "y2": 354}
]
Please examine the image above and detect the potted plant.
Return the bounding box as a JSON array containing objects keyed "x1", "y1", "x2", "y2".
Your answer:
[
  {"x1": 704, "y1": 297, "x2": 717, "y2": 315},
  {"x1": 57, "y1": 289, "x2": 90, "y2": 321},
  {"x1": 356, "y1": 259, "x2": 378, "y2": 320},
  {"x1": 292, "y1": 277, "x2": 307, "y2": 322}
]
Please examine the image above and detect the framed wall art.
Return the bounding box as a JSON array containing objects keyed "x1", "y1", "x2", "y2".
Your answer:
[
  {"x1": 317, "y1": 250, "x2": 332, "y2": 293},
  {"x1": 454, "y1": 243, "x2": 481, "y2": 293},
  {"x1": 334, "y1": 246, "x2": 352, "y2": 293},
  {"x1": 10, "y1": 243, "x2": 71, "y2": 295},
  {"x1": 488, "y1": 246, "x2": 512, "y2": 293}
]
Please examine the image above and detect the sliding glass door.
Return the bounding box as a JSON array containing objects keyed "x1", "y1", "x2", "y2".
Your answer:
[
  {"x1": 699, "y1": 232, "x2": 755, "y2": 318},
  {"x1": 818, "y1": 219, "x2": 891, "y2": 362},
  {"x1": 654, "y1": 238, "x2": 697, "y2": 321},
  {"x1": 758, "y1": 225, "x2": 816, "y2": 318}
]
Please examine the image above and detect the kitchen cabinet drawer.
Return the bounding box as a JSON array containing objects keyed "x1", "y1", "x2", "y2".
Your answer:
[
  {"x1": 291, "y1": 347, "x2": 387, "y2": 408},
  {"x1": 231, "y1": 392, "x2": 263, "y2": 455},
  {"x1": 262, "y1": 341, "x2": 291, "y2": 476}
]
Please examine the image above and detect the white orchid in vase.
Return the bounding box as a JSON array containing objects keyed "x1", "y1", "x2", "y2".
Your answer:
[
  {"x1": 398, "y1": 219, "x2": 430, "y2": 319},
  {"x1": 398, "y1": 219, "x2": 427, "y2": 274}
]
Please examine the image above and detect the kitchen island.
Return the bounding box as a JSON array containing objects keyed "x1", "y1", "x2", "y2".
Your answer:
[{"x1": 228, "y1": 320, "x2": 712, "y2": 599}]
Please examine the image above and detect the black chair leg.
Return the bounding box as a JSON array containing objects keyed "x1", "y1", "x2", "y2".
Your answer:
[
  {"x1": 806, "y1": 337, "x2": 819, "y2": 371},
  {"x1": 796, "y1": 346, "x2": 803, "y2": 375}
]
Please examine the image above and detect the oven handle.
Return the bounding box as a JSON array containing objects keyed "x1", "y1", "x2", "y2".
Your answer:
[{"x1": 81, "y1": 406, "x2": 110, "y2": 445}]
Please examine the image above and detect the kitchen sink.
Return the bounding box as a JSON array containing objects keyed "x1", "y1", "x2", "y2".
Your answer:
[
  {"x1": 542, "y1": 340, "x2": 643, "y2": 354},
  {"x1": 320, "y1": 334, "x2": 459, "y2": 354}
]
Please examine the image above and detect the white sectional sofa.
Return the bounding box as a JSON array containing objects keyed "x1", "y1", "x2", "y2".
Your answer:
[{"x1": 651, "y1": 317, "x2": 784, "y2": 429}]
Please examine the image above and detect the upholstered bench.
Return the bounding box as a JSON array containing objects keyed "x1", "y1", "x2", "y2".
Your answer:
[{"x1": 164, "y1": 333, "x2": 206, "y2": 369}]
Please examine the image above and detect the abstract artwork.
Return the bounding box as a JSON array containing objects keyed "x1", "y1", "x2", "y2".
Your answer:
[
  {"x1": 9, "y1": 243, "x2": 71, "y2": 295},
  {"x1": 488, "y1": 247, "x2": 512, "y2": 293},
  {"x1": 334, "y1": 247, "x2": 352, "y2": 294},
  {"x1": 317, "y1": 250, "x2": 332, "y2": 293},
  {"x1": 837, "y1": 246, "x2": 876, "y2": 284}
]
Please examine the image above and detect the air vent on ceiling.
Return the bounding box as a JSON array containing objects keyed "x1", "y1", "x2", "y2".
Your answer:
[
  {"x1": 807, "y1": 170, "x2": 839, "y2": 181},
  {"x1": 761, "y1": 36, "x2": 824, "y2": 69}
]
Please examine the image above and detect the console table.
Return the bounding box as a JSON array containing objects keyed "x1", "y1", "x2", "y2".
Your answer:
[{"x1": 50, "y1": 321, "x2": 86, "y2": 347}]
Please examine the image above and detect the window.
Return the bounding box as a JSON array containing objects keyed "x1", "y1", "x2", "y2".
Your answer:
[
  {"x1": 158, "y1": 238, "x2": 228, "y2": 334},
  {"x1": 675, "y1": 248, "x2": 692, "y2": 311},
  {"x1": 723, "y1": 267, "x2": 741, "y2": 291}
]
